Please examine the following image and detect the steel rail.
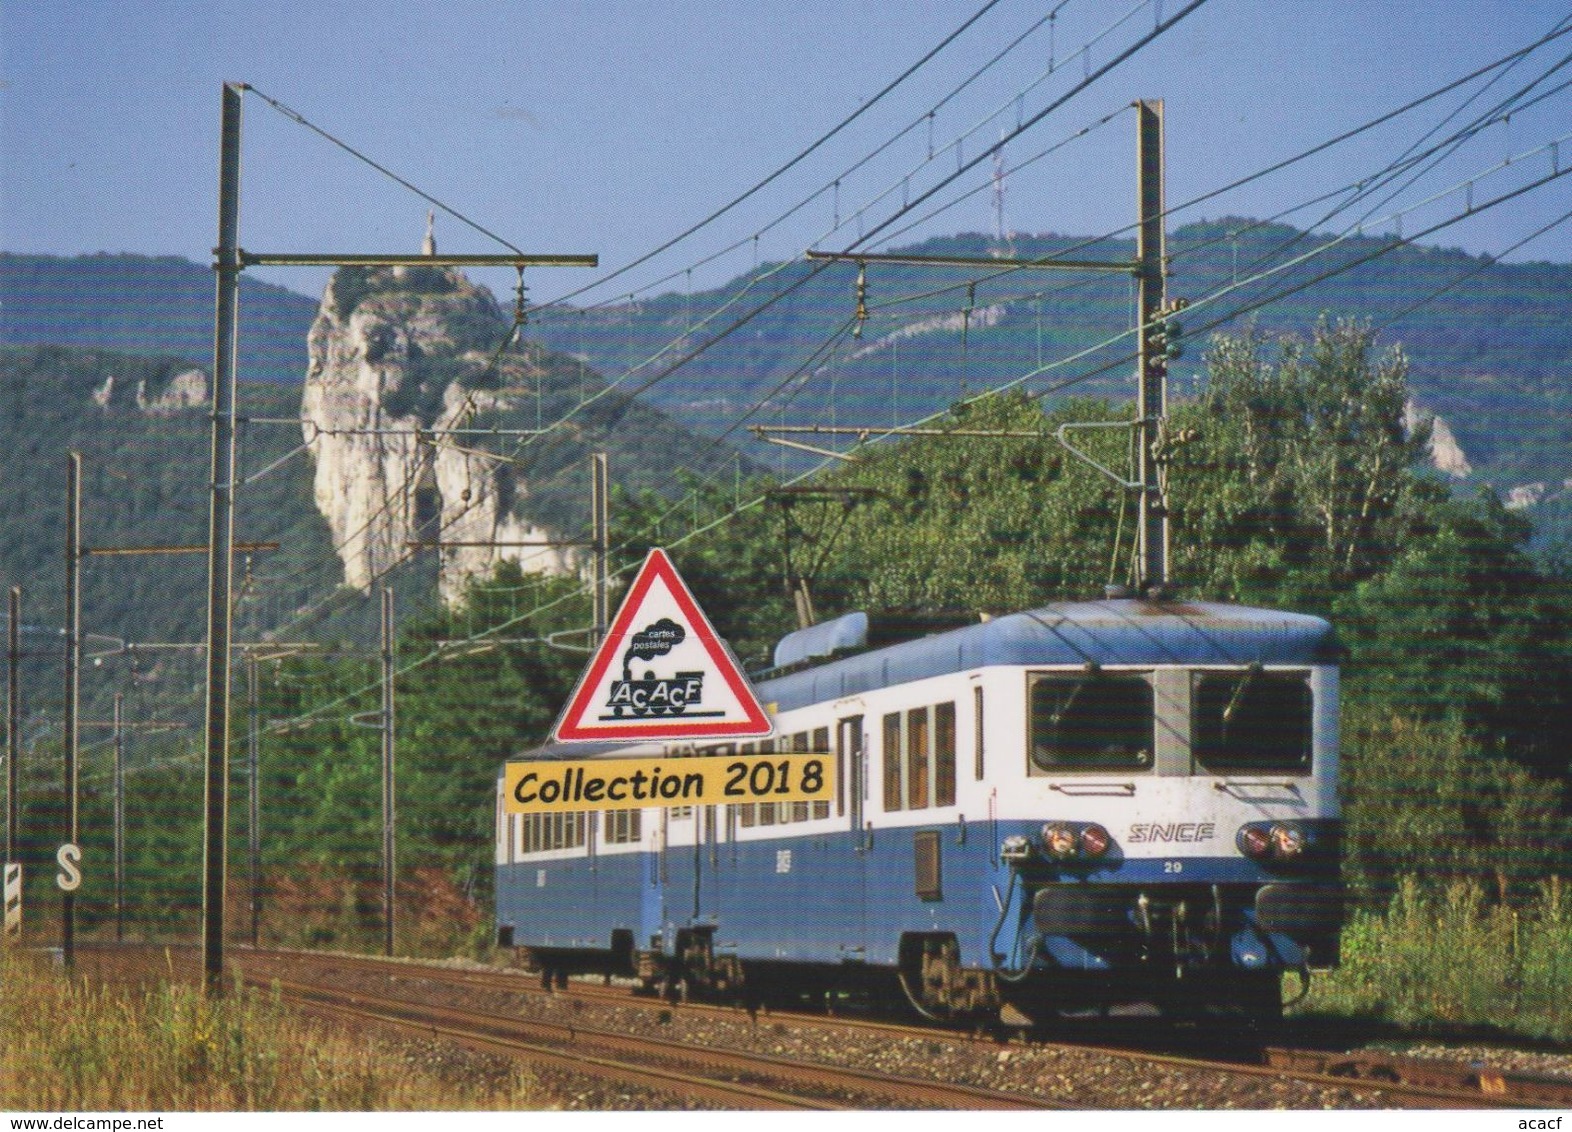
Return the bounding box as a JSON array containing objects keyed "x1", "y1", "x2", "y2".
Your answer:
[
  {"x1": 254, "y1": 973, "x2": 1053, "y2": 1110},
  {"x1": 270, "y1": 978, "x2": 827, "y2": 1111},
  {"x1": 83, "y1": 944, "x2": 1572, "y2": 1110}
]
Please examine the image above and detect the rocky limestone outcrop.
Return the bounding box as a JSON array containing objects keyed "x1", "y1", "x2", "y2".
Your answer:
[
  {"x1": 1403, "y1": 398, "x2": 1472, "y2": 479},
  {"x1": 139, "y1": 368, "x2": 208, "y2": 415},
  {"x1": 91, "y1": 367, "x2": 210, "y2": 414},
  {"x1": 301, "y1": 264, "x2": 578, "y2": 603}
]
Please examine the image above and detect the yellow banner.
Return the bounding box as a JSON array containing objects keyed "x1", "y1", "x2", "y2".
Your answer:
[{"x1": 505, "y1": 753, "x2": 834, "y2": 814}]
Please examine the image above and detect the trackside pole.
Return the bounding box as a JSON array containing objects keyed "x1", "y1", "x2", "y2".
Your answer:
[{"x1": 203, "y1": 81, "x2": 244, "y2": 995}]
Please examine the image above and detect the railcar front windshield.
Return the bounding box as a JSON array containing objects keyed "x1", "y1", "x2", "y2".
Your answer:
[
  {"x1": 1192, "y1": 669, "x2": 1313, "y2": 771},
  {"x1": 1029, "y1": 672, "x2": 1153, "y2": 771}
]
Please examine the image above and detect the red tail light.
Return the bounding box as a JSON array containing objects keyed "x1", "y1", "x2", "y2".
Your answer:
[
  {"x1": 1079, "y1": 824, "x2": 1111, "y2": 858},
  {"x1": 1238, "y1": 825, "x2": 1272, "y2": 859}
]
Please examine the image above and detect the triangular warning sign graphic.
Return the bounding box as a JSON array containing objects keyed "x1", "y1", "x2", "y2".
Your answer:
[{"x1": 552, "y1": 548, "x2": 773, "y2": 743}]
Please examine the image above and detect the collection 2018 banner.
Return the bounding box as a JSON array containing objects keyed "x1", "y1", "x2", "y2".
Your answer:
[{"x1": 505, "y1": 753, "x2": 834, "y2": 814}]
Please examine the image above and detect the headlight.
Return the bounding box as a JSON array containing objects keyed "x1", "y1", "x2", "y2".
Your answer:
[
  {"x1": 1238, "y1": 821, "x2": 1307, "y2": 862},
  {"x1": 1041, "y1": 824, "x2": 1078, "y2": 859},
  {"x1": 1270, "y1": 822, "x2": 1305, "y2": 859}
]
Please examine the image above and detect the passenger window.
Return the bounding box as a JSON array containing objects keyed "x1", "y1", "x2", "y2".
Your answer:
[
  {"x1": 604, "y1": 809, "x2": 641, "y2": 845},
  {"x1": 907, "y1": 708, "x2": 930, "y2": 810},
  {"x1": 935, "y1": 702, "x2": 956, "y2": 807},
  {"x1": 882, "y1": 713, "x2": 902, "y2": 811},
  {"x1": 1029, "y1": 672, "x2": 1153, "y2": 771},
  {"x1": 1193, "y1": 669, "x2": 1312, "y2": 771}
]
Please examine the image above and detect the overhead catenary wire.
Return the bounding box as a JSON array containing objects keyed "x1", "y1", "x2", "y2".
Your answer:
[
  {"x1": 1216, "y1": 15, "x2": 1572, "y2": 296},
  {"x1": 632, "y1": 120, "x2": 1572, "y2": 561},
  {"x1": 539, "y1": 0, "x2": 1016, "y2": 310},
  {"x1": 526, "y1": 0, "x2": 1088, "y2": 322},
  {"x1": 872, "y1": 13, "x2": 1572, "y2": 316},
  {"x1": 479, "y1": 2, "x2": 1209, "y2": 479},
  {"x1": 710, "y1": 17, "x2": 1572, "y2": 447},
  {"x1": 247, "y1": 86, "x2": 529, "y2": 258},
  {"x1": 244, "y1": 0, "x2": 1569, "y2": 473},
  {"x1": 232, "y1": 0, "x2": 1207, "y2": 580},
  {"x1": 850, "y1": 52, "x2": 1572, "y2": 336},
  {"x1": 240, "y1": 1, "x2": 1332, "y2": 741},
  {"x1": 220, "y1": 137, "x2": 1572, "y2": 752},
  {"x1": 199, "y1": 8, "x2": 1572, "y2": 748},
  {"x1": 147, "y1": 75, "x2": 1572, "y2": 729},
  {"x1": 863, "y1": 26, "x2": 1572, "y2": 324}
]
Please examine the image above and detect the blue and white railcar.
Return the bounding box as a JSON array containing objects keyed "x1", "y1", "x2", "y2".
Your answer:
[{"x1": 495, "y1": 596, "x2": 1345, "y2": 1026}]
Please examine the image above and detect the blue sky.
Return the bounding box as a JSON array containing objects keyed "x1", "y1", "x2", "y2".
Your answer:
[{"x1": 5, "y1": 1, "x2": 1572, "y2": 306}]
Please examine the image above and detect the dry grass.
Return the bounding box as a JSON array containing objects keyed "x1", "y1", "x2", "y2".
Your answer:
[{"x1": 0, "y1": 949, "x2": 542, "y2": 1111}]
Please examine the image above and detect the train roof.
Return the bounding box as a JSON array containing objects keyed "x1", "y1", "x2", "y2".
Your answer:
[
  {"x1": 514, "y1": 599, "x2": 1336, "y2": 761},
  {"x1": 755, "y1": 599, "x2": 1337, "y2": 715}
]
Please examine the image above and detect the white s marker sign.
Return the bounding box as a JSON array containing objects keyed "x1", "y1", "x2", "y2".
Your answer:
[{"x1": 56, "y1": 843, "x2": 82, "y2": 892}]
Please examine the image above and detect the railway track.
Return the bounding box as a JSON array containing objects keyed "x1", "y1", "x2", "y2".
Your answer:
[
  {"x1": 72, "y1": 943, "x2": 1572, "y2": 1109},
  {"x1": 238, "y1": 947, "x2": 1572, "y2": 1110},
  {"x1": 257, "y1": 972, "x2": 1059, "y2": 1110}
]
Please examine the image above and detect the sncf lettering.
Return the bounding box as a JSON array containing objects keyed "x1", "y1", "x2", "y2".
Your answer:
[{"x1": 1128, "y1": 822, "x2": 1216, "y2": 844}]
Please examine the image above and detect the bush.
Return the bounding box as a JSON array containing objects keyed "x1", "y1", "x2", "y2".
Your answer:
[{"x1": 1312, "y1": 876, "x2": 1572, "y2": 1040}]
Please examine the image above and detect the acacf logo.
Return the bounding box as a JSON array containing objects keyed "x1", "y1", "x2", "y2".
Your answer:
[
  {"x1": 1128, "y1": 822, "x2": 1216, "y2": 844},
  {"x1": 606, "y1": 670, "x2": 705, "y2": 718},
  {"x1": 602, "y1": 618, "x2": 709, "y2": 720},
  {"x1": 552, "y1": 548, "x2": 772, "y2": 743}
]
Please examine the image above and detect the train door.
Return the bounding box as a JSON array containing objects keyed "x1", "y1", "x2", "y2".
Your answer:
[
  {"x1": 641, "y1": 809, "x2": 666, "y2": 953},
  {"x1": 690, "y1": 804, "x2": 720, "y2": 922},
  {"x1": 838, "y1": 714, "x2": 868, "y2": 960}
]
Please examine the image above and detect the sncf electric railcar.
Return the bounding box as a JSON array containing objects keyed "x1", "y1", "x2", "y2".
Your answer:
[{"x1": 495, "y1": 597, "x2": 1344, "y2": 1027}]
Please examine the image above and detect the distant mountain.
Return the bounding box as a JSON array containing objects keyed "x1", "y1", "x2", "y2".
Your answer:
[
  {"x1": 525, "y1": 222, "x2": 1572, "y2": 501},
  {"x1": 0, "y1": 344, "x2": 342, "y2": 730},
  {"x1": 0, "y1": 252, "x2": 319, "y2": 384},
  {"x1": 5, "y1": 227, "x2": 1571, "y2": 546},
  {"x1": 0, "y1": 269, "x2": 756, "y2": 677}
]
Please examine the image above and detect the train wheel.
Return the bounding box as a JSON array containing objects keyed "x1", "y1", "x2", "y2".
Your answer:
[{"x1": 896, "y1": 933, "x2": 1000, "y2": 1024}]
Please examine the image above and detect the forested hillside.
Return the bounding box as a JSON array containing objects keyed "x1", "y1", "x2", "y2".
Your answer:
[
  {"x1": 0, "y1": 253, "x2": 319, "y2": 385},
  {"x1": 7, "y1": 224, "x2": 1571, "y2": 504},
  {"x1": 529, "y1": 222, "x2": 1572, "y2": 500}
]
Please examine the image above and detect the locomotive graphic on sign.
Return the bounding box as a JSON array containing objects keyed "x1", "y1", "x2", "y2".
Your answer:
[{"x1": 603, "y1": 618, "x2": 707, "y2": 719}]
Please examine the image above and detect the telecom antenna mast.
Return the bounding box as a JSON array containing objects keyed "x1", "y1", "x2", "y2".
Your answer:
[{"x1": 992, "y1": 136, "x2": 1007, "y2": 246}]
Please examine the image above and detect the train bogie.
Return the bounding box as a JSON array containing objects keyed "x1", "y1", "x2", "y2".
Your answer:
[{"x1": 496, "y1": 598, "x2": 1345, "y2": 1029}]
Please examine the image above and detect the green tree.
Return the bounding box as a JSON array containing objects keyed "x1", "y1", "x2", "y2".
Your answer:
[
  {"x1": 1337, "y1": 492, "x2": 1572, "y2": 782},
  {"x1": 813, "y1": 391, "x2": 1130, "y2": 615},
  {"x1": 1342, "y1": 707, "x2": 1567, "y2": 904},
  {"x1": 1169, "y1": 318, "x2": 1440, "y2": 607},
  {"x1": 614, "y1": 474, "x2": 797, "y2": 671}
]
